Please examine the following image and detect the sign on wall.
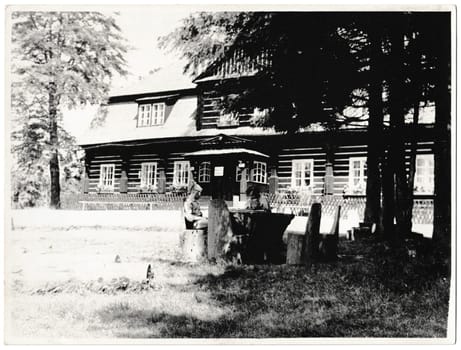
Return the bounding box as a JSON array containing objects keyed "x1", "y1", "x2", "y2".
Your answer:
[{"x1": 214, "y1": 166, "x2": 224, "y2": 177}]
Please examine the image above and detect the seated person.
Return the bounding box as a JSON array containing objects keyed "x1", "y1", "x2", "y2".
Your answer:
[
  {"x1": 184, "y1": 182, "x2": 208, "y2": 229},
  {"x1": 245, "y1": 186, "x2": 271, "y2": 212}
]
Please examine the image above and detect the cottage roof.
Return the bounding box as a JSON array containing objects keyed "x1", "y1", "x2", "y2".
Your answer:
[
  {"x1": 78, "y1": 95, "x2": 277, "y2": 146},
  {"x1": 110, "y1": 64, "x2": 196, "y2": 97},
  {"x1": 184, "y1": 148, "x2": 269, "y2": 158}
]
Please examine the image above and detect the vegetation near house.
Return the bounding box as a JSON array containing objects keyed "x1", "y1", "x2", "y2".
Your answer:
[
  {"x1": 161, "y1": 11, "x2": 451, "y2": 266},
  {"x1": 11, "y1": 11, "x2": 128, "y2": 208}
]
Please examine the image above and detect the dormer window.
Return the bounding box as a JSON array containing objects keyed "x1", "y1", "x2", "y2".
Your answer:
[{"x1": 137, "y1": 102, "x2": 165, "y2": 127}]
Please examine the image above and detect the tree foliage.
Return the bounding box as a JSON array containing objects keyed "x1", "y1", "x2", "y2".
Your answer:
[
  {"x1": 162, "y1": 11, "x2": 452, "y2": 263},
  {"x1": 11, "y1": 11, "x2": 128, "y2": 208},
  {"x1": 160, "y1": 12, "x2": 364, "y2": 132}
]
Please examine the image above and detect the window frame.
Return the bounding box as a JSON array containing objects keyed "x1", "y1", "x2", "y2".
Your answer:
[
  {"x1": 198, "y1": 161, "x2": 211, "y2": 183},
  {"x1": 251, "y1": 161, "x2": 267, "y2": 184},
  {"x1": 414, "y1": 154, "x2": 434, "y2": 195},
  {"x1": 137, "y1": 102, "x2": 166, "y2": 127},
  {"x1": 99, "y1": 164, "x2": 115, "y2": 191},
  {"x1": 137, "y1": 104, "x2": 152, "y2": 127},
  {"x1": 140, "y1": 162, "x2": 157, "y2": 188},
  {"x1": 348, "y1": 157, "x2": 367, "y2": 195},
  {"x1": 152, "y1": 102, "x2": 166, "y2": 125},
  {"x1": 173, "y1": 161, "x2": 190, "y2": 187},
  {"x1": 291, "y1": 159, "x2": 314, "y2": 189},
  {"x1": 236, "y1": 165, "x2": 250, "y2": 182}
]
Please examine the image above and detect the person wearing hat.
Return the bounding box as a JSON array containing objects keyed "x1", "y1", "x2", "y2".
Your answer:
[{"x1": 184, "y1": 181, "x2": 208, "y2": 229}]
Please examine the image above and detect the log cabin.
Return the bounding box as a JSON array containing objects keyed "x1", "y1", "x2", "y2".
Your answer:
[{"x1": 78, "y1": 53, "x2": 436, "y2": 208}]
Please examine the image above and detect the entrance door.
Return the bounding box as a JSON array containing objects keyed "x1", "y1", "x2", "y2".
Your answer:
[{"x1": 210, "y1": 159, "x2": 236, "y2": 201}]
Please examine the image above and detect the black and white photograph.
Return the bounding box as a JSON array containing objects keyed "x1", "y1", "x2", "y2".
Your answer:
[{"x1": 4, "y1": 3, "x2": 456, "y2": 344}]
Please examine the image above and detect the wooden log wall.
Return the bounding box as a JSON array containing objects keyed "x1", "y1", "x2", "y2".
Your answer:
[
  {"x1": 200, "y1": 90, "x2": 255, "y2": 129},
  {"x1": 84, "y1": 139, "x2": 435, "y2": 196}
]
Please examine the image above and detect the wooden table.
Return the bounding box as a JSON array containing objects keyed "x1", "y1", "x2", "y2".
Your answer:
[{"x1": 229, "y1": 209, "x2": 294, "y2": 264}]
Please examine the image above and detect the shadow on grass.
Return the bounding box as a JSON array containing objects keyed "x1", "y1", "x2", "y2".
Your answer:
[
  {"x1": 95, "y1": 302, "x2": 243, "y2": 338},
  {"x1": 94, "y1": 240, "x2": 449, "y2": 338}
]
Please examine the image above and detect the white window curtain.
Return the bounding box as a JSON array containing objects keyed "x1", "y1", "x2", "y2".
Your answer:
[
  {"x1": 173, "y1": 161, "x2": 190, "y2": 187},
  {"x1": 140, "y1": 162, "x2": 157, "y2": 187},
  {"x1": 348, "y1": 157, "x2": 367, "y2": 194},
  {"x1": 99, "y1": 164, "x2": 115, "y2": 190},
  {"x1": 291, "y1": 159, "x2": 314, "y2": 189},
  {"x1": 414, "y1": 154, "x2": 434, "y2": 194}
]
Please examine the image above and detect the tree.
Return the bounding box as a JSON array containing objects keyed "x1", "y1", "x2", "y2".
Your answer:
[
  {"x1": 161, "y1": 12, "x2": 363, "y2": 132},
  {"x1": 12, "y1": 12, "x2": 127, "y2": 208},
  {"x1": 163, "y1": 12, "x2": 451, "y2": 254}
]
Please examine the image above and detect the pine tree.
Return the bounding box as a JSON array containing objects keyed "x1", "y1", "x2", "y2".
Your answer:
[{"x1": 11, "y1": 11, "x2": 127, "y2": 208}]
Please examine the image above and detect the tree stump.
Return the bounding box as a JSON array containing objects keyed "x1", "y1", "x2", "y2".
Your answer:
[
  {"x1": 286, "y1": 233, "x2": 304, "y2": 265},
  {"x1": 302, "y1": 203, "x2": 322, "y2": 267},
  {"x1": 207, "y1": 199, "x2": 233, "y2": 260},
  {"x1": 179, "y1": 229, "x2": 207, "y2": 262}
]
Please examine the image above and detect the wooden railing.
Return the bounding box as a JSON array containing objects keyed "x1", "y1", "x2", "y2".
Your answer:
[
  {"x1": 61, "y1": 193, "x2": 186, "y2": 210},
  {"x1": 60, "y1": 193, "x2": 434, "y2": 225},
  {"x1": 265, "y1": 193, "x2": 433, "y2": 225}
]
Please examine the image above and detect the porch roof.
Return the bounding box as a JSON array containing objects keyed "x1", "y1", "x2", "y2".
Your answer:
[{"x1": 184, "y1": 148, "x2": 269, "y2": 158}]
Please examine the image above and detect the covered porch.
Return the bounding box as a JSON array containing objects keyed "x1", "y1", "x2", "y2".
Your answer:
[{"x1": 185, "y1": 134, "x2": 278, "y2": 201}]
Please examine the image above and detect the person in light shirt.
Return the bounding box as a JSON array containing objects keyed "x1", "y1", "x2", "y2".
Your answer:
[{"x1": 184, "y1": 182, "x2": 208, "y2": 229}]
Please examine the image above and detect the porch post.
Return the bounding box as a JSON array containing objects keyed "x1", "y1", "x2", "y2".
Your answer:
[
  {"x1": 240, "y1": 167, "x2": 248, "y2": 201},
  {"x1": 324, "y1": 143, "x2": 336, "y2": 195},
  {"x1": 324, "y1": 163, "x2": 334, "y2": 195},
  {"x1": 269, "y1": 166, "x2": 279, "y2": 194},
  {"x1": 157, "y1": 157, "x2": 167, "y2": 194},
  {"x1": 82, "y1": 151, "x2": 91, "y2": 194},
  {"x1": 119, "y1": 153, "x2": 129, "y2": 193}
]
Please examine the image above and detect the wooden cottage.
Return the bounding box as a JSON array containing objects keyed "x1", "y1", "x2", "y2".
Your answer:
[{"x1": 78, "y1": 57, "x2": 436, "y2": 205}]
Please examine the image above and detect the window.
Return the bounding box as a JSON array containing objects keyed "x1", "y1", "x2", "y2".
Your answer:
[
  {"x1": 137, "y1": 103, "x2": 165, "y2": 127},
  {"x1": 152, "y1": 103, "x2": 165, "y2": 125},
  {"x1": 236, "y1": 165, "x2": 250, "y2": 182},
  {"x1": 251, "y1": 161, "x2": 267, "y2": 184},
  {"x1": 291, "y1": 159, "x2": 314, "y2": 189},
  {"x1": 173, "y1": 161, "x2": 190, "y2": 187},
  {"x1": 348, "y1": 157, "x2": 367, "y2": 194},
  {"x1": 198, "y1": 162, "x2": 211, "y2": 183},
  {"x1": 138, "y1": 104, "x2": 151, "y2": 127},
  {"x1": 99, "y1": 164, "x2": 115, "y2": 191},
  {"x1": 414, "y1": 154, "x2": 434, "y2": 194},
  {"x1": 140, "y1": 162, "x2": 157, "y2": 188}
]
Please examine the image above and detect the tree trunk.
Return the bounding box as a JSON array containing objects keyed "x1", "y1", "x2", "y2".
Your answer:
[
  {"x1": 364, "y1": 23, "x2": 384, "y2": 228},
  {"x1": 388, "y1": 18, "x2": 410, "y2": 242},
  {"x1": 48, "y1": 84, "x2": 61, "y2": 209},
  {"x1": 432, "y1": 15, "x2": 451, "y2": 266},
  {"x1": 379, "y1": 149, "x2": 395, "y2": 240}
]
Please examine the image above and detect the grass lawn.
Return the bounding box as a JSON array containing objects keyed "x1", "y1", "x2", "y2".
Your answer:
[{"x1": 5, "y1": 225, "x2": 450, "y2": 342}]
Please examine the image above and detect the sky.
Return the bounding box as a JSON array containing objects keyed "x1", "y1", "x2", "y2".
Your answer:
[{"x1": 63, "y1": 6, "x2": 195, "y2": 140}]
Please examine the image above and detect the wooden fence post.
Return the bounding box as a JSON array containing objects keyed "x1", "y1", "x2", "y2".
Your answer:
[{"x1": 302, "y1": 203, "x2": 321, "y2": 268}]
